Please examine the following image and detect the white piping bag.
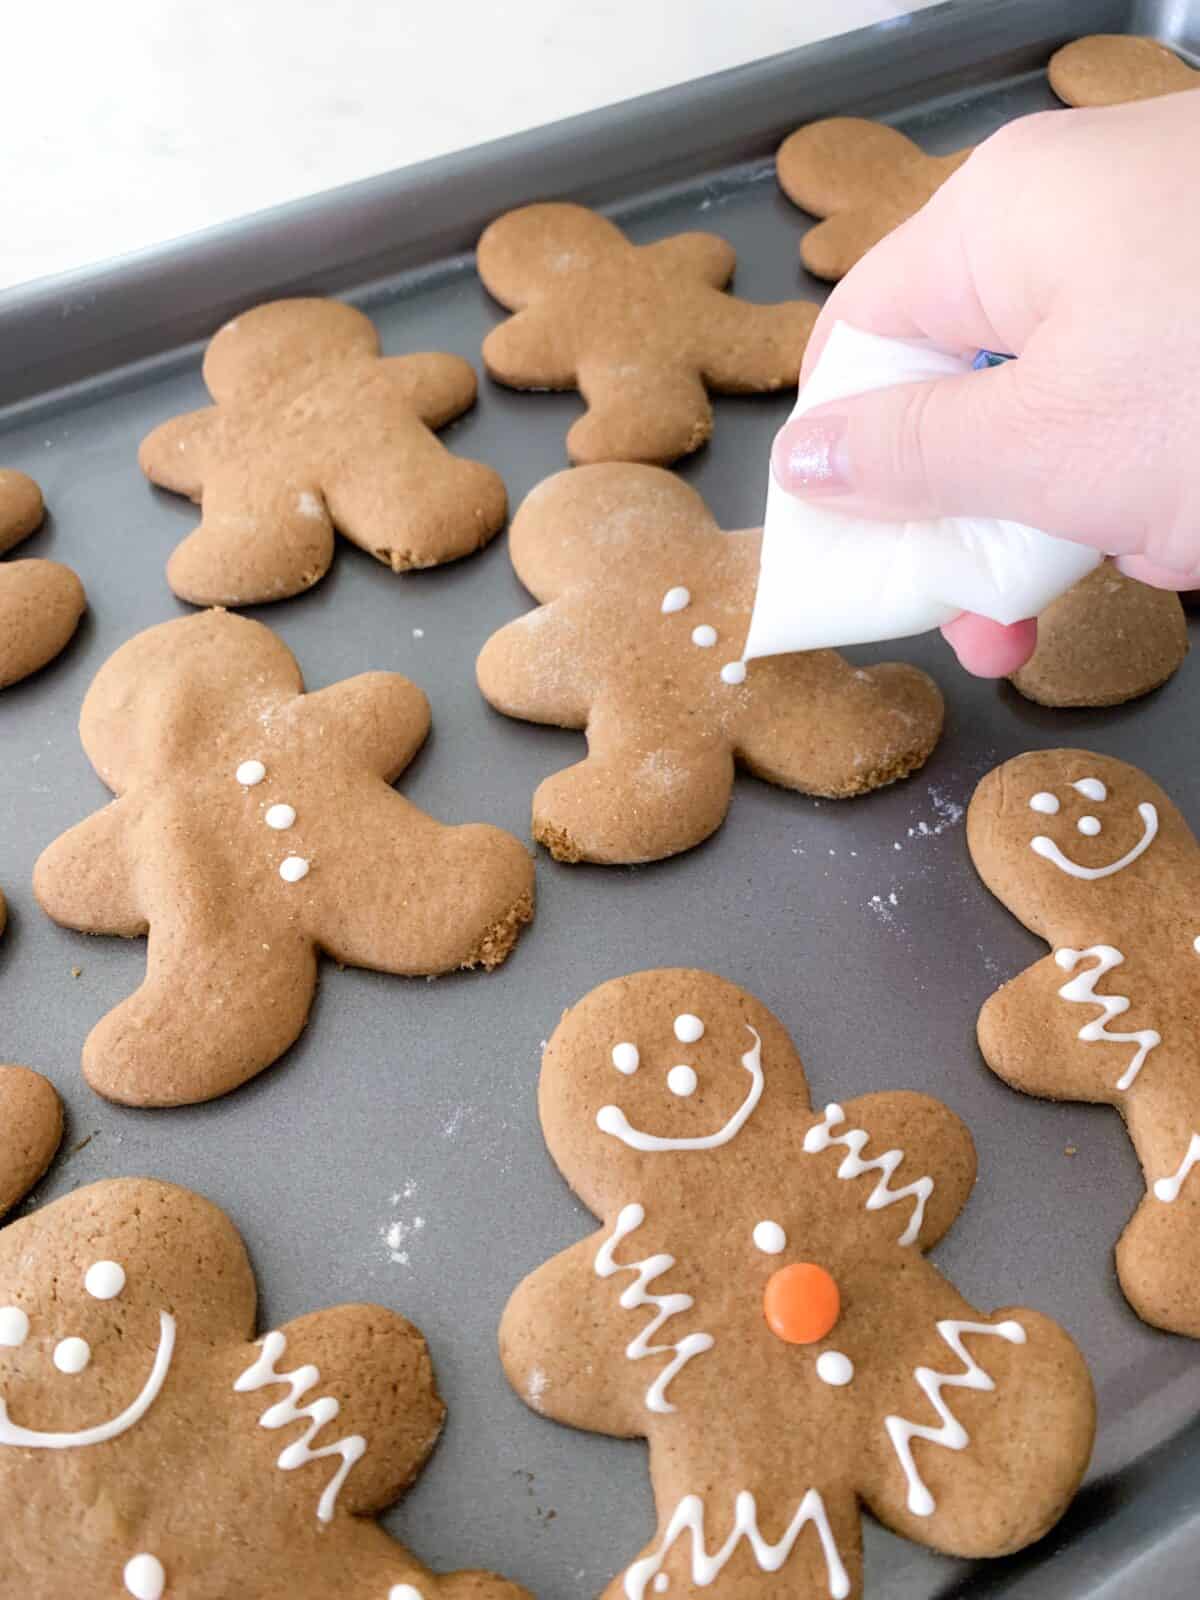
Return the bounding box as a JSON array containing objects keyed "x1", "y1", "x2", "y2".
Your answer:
[{"x1": 742, "y1": 322, "x2": 1102, "y2": 659}]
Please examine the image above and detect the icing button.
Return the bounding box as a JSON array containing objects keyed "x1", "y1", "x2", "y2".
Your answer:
[{"x1": 764, "y1": 1263, "x2": 840, "y2": 1345}]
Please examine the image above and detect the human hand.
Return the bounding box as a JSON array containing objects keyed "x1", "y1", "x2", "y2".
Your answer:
[{"x1": 770, "y1": 91, "x2": 1200, "y2": 675}]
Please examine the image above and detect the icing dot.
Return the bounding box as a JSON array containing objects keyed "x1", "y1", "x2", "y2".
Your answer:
[
  {"x1": 1194, "y1": 936, "x2": 1200, "y2": 955},
  {"x1": 236, "y1": 759, "x2": 266, "y2": 787},
  {"x1": 0, "y1": 1307, "x2": 29, "y2": 1348},
  {"x1": 611, "y1": 1042, "x2": 640, "y2": 1075},
  {"x1": 816, "y1": 1351, "x2": 854, "y2": 1387},
  {"x1": 720, "y1": 661, "x2": 747, "y2": 686},
  {"x1": 1028, "y1": 792, "x2": 1059, "y2": 815},
  {"x1": 53, "y1": 1337, "x2": 91, "y2": 1375},
  {"x1": 667, "y1": 1065, "x2": 697, "y2": 1097},
  {"x1": 124, "y1": 1554, "x2": 166, "y2": 1600},
  {"x1": 1077, "y1": 815, "x2": 1102, "y2": 836},
  {"x1": 265, "y1": 803, "x2": 297, "y2": 830},
  {"x1": 691, "y1": 624, "x2": 718, "y2": 648},
  {"x1": 653, "y1": 1579, "x2": 670, "y2": 1594},
  {"x1": 1073, "y1": 777, "x2": 1107, "y2": 802},
  {"x1": 661, "y1": 586, "x2": 690, "y2": 614},
  {"x1": 673, "y1": 1013, "x2": 705, "y2": 1044},
  {"x1": 279, "y1": 855, "x2": 310, "y2": 883},
  {"x1": 84, "y1": 1260, "x2": 126, "y2": 1300},
  {"x1": 388, "y1": 1588, "x2": 426, "y2": 1600},
  {"x1": 753, "y1": 1220, "x2": 787, "y2": 1255}
]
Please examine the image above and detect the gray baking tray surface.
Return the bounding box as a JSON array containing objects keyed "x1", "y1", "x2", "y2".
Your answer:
[{"x1": 2, "y1": 1, "x2": 1199, "y2": 1594}]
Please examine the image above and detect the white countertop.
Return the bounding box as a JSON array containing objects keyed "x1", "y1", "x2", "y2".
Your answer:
[{"x1": 3, "y1": 0, "x2": 937, "y2": 292}]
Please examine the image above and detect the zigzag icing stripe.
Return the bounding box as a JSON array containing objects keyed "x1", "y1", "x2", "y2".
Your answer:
[
  {"x1": 884, "y1": 1318, "x2": 1027, "y2": 1517},
  {"x1": 595, "y1": 1203, "x2": 714, "y2": 1414},
  {"x1": 802, "y1": 1103, "x2": 933, "y2": 1247},
  {"x1": 1054, "y1": 945, "x2": 1160, "y2": 1091},
  {"x1": 1154, "y1": 1133, "x2": 1200, "y2": 1203}
]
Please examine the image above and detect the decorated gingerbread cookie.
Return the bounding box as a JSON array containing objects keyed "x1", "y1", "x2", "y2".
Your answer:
[
  {"x1": 34, "y1": 610, "x2": 535, "y2": 1106},
  {"x1": 775, "y1": 119, "x2": 970, "y2": 282},
  {"x1": 476, "y1": 466, "x2": 943, "y2": 864},
  {"x1": 1049, "y1": 35, "x2": 1199, "y2": 107},
  {"x1": 477, "y1": 203, "x2": 818, "y2": 464},
  {"x1": 139, "y1": 299, "x2": 507, "y2": 606},
  {"x1": 502, "y1": 969, "x2": 1095, "y2": 1598},
  {"x1": 0, "y1": 1176, "x2": 531, "y2": 1599},
  {"x1": 969, "y1": 749, "x2": 1200, "y2": 1335},
  {"x1": 0, "y1": 470, "x2": 86, "y2": 690},
  {"x1": 0, "y1": 1066, "x2": 61, "y2": 1220},
  {"x1": 1009, "y1": 561, "x2": 1188, "y2": 707}
]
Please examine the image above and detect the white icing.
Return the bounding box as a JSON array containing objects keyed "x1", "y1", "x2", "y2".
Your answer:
[
  {"x1": 1073, "y1": 778, "x2": 1107, "y2": 802},
  {"x1": 597, "y1": 1028, "x2": 763, "y2": 1152},
  {"x1": 234, "y1": 1328, "x2": 367, "y2": 1523},
  {"x1": 1054, "y1": 946, "x2": 1160, "y2": 1091},
  {"x1": 595, "y1": 1203, "x2": 714, "y2": 1413},
  {"x1": 816, "y1": 1351, "x2": 854, "y2": 1387},
  {"x1": 752, "y1": 1220, "x2": 787, "y2": 1255},
  {"x1": 653, "y1": 1580, "x2": 669, "y2": 1595},
  {"x1": 0, "y1": 1311, "x2": 175, "y2": 1448},
  {"x1": 1194, "y1": 936, "x2": 1200, "y2": 956},
  {"x1": 666, "y1": 1065, "x2": 697, "y2": 1098},
  {"x1": 84, "y1": 1260, "x2": 126, "y2": 1300},
  {"x1": 236, "y1": 759, "x2": 266, "y2": 787},
  {"x1": 1028, "y1": 792, "x2": 1059, "y2": 816},
  {"x1": 661, "y1": 587, "x2": 691, "y2": 614},
  {"x1": 673, "y1": 1014, "x2": 705, "y2": 1044},
  {"x1": 1031, "y1": 802, "x2": 1157, "y2": 879},
  {"x1": 124, "y1": 1553, "x2": 166, "y2": 1600},
  {"x1": 691, "y1": 625, "x2": 717, "y2": 648},
  {"x1": 1077, "y1": 816, "x2": 1102, "y2": 836},
  {"x1": 623, "y1": 1488, "x2": 850, "y2": 1599},
  {"x1": 612, "y1": 1043, "x2": 640, "y2": 1076},
  {"x1": 279, "y1": 855, "x2": 310, "y2": 883},
  {"x1": 720, "y1": 661, "x2": 747, "y2": 686},
  {"x1": 297, "y1": 491, "x2": 324, "y2": 519},
  {"x1": 388, "y1": 1588, "x2": 425, "y2": 1600},
  {"x1": 802, "y1": 1104, "x2": 933, "y2": 1247},
  {"x1": 265, "y1": 803, "x2": 297, "y2": 830},
  {"x1": 884, "y1": 1318, "x2": 1027, "y2": 1517},
  {"x1": 53, "y1": 1337, "x2": 91, "y2": 1375},
  {"x1": 0, "y1": 1308, "x2": 29, "y2": 1348},
  {"x1": 1154, "y1": 1134, "x2": 1200, "y2": 1203}
]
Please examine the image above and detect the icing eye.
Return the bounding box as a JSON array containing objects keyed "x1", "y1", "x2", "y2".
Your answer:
[
  {"x1": 0, "y1": 1307, "x2": 29, "y2": 1348},
  {"x1": 660, "y1": 586, "x2": 690, "y2": 614},
  {"x1": 673, "y1": 1013, "x2": 705, "y2": 1043},
  {"x1": 666, "y1": 1065, "x2": 697, "y2": 1097},
  {"x1": 690, "y1": 624, "x2": 717, "y2": 648},
  {"x1": 752, "y1": 1220, "x2": 787, "y2": 1254},
  {"x1": 124, "y1": 1553, "x2": 166, "y2": 1600},
  {"x1": 1073, "y1": 777, "x2": 1107, "y2": 802},
  {"x1": 1077, "y1": 816, "x2": 1102, "y2": 836},
  {"x1": 235, "y1": 759, "x2": 266, "y2": 787},
  {"x1": 84, "y1": 1260, "x2": 126, "y2": 1300},
  {"x1": 611, "y1": 1042, "x2": 640, "y2": 1075},
  {"x1": 1028, "y1": 792, "x2": 1059, "y2": 815},
  {"x1": 53, "y1": 1337, "x2": 91, "y2": 1375},
  {"x1": 815, "y1": 1351, "x2": 854, "y2": 1387}
]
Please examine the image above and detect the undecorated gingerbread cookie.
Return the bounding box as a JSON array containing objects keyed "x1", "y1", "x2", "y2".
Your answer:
[
  {"x1": 1010, "y1": 560, "x2": 1188, "y2": 707},
  {"x1": 139, "y1": 299, "x2": 507, "y2": 605},
  {"x1": 0, "y1": 471, "x2": 86, "y2": 690},
  {"x1": 476, "y1": 466, "x2": 943, "y2": 864},
  {"x1": 477, "y1": 203, "x2": 818, "y2": 464},
  {"x1": 775, "y1": 119, "x2": 970, "y2": 282},
  {"x1": 0, "y1": 1176, "x2": 532, "y2": 1600},
  {"x1": 501, "y1": 969, "x2": 1095, "y2": 1598},
  {"x1": 34, "y1": 610, "x2": 534, "y2": 1106},
  {"x1": 1049, "y1": 35, "x2": 1199, "y2": 107},
  {"x1": 0, "y1": 1065, "x2": 61, "y2": 1219},
  {"x1": 969, "y1": 749, "x2": 1200, "y2": 1336}
]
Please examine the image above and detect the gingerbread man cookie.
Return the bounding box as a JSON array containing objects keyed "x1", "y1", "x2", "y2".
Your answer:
[
  {"x1": 969, "y1": 749, "x2": 1200, "y2": 1336},
  {"x1": 0, "y1": 1066, "x2": 61, "y2": 1221},
  {"x1": 0, "y1": 471, "x2": 86, "y2": 690},
  {"x1": 139, "y1": 299, "x2": 507, "y2": 606},
  {"x1": 502, "y1": 970, "x2": 1095, "y2": 1598},
  {"x1": 477, "y1": 203, "x2": 818, "y2": 464},
  {"x1": 0, "y1": 1176, "x2": 532, "y2": 1599},
  {"x1": 476, "y1": 466, "x2": 943, "y2": 864},
  {"x1": 775, "y1": 120, "x2": 970, "y2": 282},
  {"x1": 34, "y1": 610, "x2": 534, "y2": 1106},
  {"x1": 1009, "y1": 561, "x2": 1188, "y2": 707},
  {"x1": 1049, "y1": 35, "x2": 1199, "y2": 107}
]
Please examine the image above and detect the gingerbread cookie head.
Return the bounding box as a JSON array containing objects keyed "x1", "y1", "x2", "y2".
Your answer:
[
  {"x1": 0, "y1": 470, "x2": 86, "y2": 691},
  {"x1": 504, "y1": 970, "x2": 1095, "y2": 1597},
  {"x1": 139, "y1": 297, "x2": 507, "y2": 606},
  {"x1": 478, "y1": 203, "x2": 818, "y2": 464},
  {"x1": 0, "y1": 1066, "x2": 61, "y2": 1220},
  {"x1": 1049, "y1": 35, "x2": 1200, "y2": 107},
  {"x1": 0, "y1": 1177, "x2": 530, "y2": 1598},
  {"x1": 477, "y1": 465, "x2": 943, "y2": 865},
  {"x1": 776, "y1": 119, "x2": 970, "y2": 282},
  {"x1": 35, "y1": 610, "x2": 534, "y2": 1106}
]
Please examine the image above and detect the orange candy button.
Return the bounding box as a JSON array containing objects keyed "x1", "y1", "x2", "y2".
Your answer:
[{"x1": 763, "y1": 1262, "x2": 841, "y2": 1345}]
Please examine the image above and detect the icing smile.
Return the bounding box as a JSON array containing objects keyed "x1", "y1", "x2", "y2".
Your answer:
[
  {"x1": 0, "y1": 1311, "x2": 176, "y2": 1450},
  {"x1": 1031, "y1": 801, "x2": 1158, "y2": 881},
  {"x1": 597, "y1": 1028, "x2": 763, "y2": 1152}
]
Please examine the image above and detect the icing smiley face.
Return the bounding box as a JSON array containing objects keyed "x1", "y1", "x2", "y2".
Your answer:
[
  {"x1": 597, "y1": 1023, "x2": 764, "y2": 1152},
  {"x1": 1026, "y1": 774, "x2": 1158, "y2": 880}
]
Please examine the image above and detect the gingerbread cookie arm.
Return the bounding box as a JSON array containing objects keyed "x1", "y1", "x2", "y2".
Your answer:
[
  {"x1": 800, "y1": 210, "x2": 901, "y2": 283},
  {"x1": 638, "y1": 231, "x2": 736, "y2": 288},
  {"x1": 376, "y1": 352, "x2": 480, "y2": 427},
  {"x1": 0, "y1": 1066, "x2": 62, "y2": 1218},
  {"x1": 289, "y1": 673, "x2": 432, "y2": 783},
  {"x1": 0, "y1": 560, "x2": 87, "y2": 690},
  {"x1": 0, "y1": 469, "x2": 46, "y2": 552},
  {"x1": 33, "y1": 800, "x2": 143, "y2": 935},
  {"x1": 733, "y1": 655, "x2": 943, "y2": 799},
  {"x1": 476, "y1": 605, "x2": 593, "y2": 729},
  {"x1": 482, "y1": 309, "x2": 579, "y2": 391},
  {"x1": 139, "y1": 407, "x2": 216, "y2": 499},
  {"x1": 570, "y1": 358, "x2": 714, "y2": 466},
  {"x1": 698, "y1": 294, "x2": 817, "y2": 392}
]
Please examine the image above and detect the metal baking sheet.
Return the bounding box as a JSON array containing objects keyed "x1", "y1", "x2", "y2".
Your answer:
[{"x1": 2, "y1": 1, "x2": 1199, "y2": 1594}]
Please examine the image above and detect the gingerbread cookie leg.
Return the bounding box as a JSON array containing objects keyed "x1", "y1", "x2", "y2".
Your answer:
[{"x1": 570, "y1": 360, "x2": 715, "y2": 466}]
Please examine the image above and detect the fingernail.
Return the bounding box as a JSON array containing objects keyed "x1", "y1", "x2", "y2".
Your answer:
[{"x1": 771, "y1": 415, "x2": 850, "y2": 495}]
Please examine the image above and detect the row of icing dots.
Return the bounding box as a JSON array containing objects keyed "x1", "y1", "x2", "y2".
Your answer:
[
  {"x1": 236, "y1": 758, "x2": 309, "y2": 881},
  {"x1": 658, "y1": 584, "x2": 746, "y2": 685}
]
